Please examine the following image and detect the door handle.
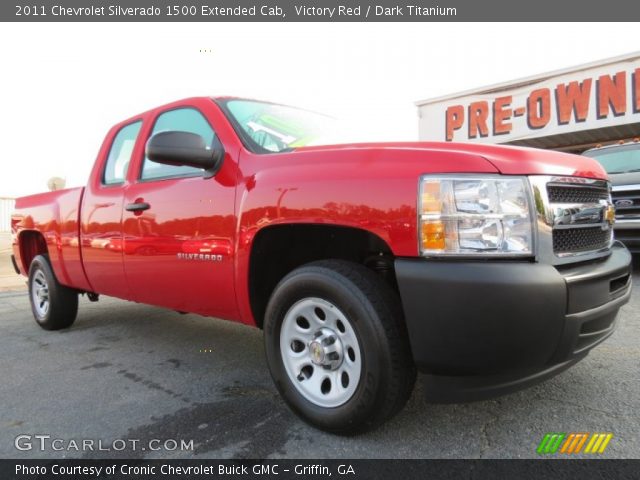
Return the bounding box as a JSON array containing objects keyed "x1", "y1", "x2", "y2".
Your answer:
[{"x1": 125, "y1": 202, "x2": 151, "y2": 212}]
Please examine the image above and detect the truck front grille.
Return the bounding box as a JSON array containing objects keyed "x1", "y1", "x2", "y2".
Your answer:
[
  {"x1": 553, "y1": 227, "x2": 612, "y2": 254},
  {"x1": 547, "y1": 185, "x2": 610, "y2": 203},
  {"x1": 611, "y1": 186, "x2": 640, "y2": 217},
  {"x1": 528, "y1": 176, "x2": 614, "y2": 263}
]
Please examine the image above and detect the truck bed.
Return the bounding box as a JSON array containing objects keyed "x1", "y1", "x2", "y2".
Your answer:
[{"x1": 12, "y1": 187, "x2": 91, "y2": 291}]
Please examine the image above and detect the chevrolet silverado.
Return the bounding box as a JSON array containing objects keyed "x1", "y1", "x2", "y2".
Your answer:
[{"x1": 11, "y1": 97, "x2": 632, "y2": 433}]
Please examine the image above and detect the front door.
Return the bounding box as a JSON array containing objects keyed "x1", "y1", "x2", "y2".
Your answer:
[{"x1": 122, "y1": 107, "x2": 238, "y2": 319}]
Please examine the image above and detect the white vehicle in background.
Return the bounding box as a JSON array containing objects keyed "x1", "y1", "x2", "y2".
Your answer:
[{"x1": 584, "y1": 141, "x2": 640, "y2": 253}]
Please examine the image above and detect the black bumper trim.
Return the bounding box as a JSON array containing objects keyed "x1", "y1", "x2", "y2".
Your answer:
[
  {"x1": 395, "y1": 259, "x2": 567, "y2": 375},
  {"x1": 395, "y1": 243, "x2": 632, "y2": 396},
  {"x1": 569, "y1": 284, "x2": 631, "y2": 356},
  {"x1": 559, "y1": 243, "x2": 632, "y2": 314},
  {"x1": 566, "y1": 282, "x2": 631, "y2": 322},
  {"x1": 423, "y1": 355, "x2": 586, "y2": 403}
]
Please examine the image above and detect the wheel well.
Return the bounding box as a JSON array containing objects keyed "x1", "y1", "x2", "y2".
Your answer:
[
  {"x1": 18, "y1": 231, "x2": 48, "y2": 273},
  {"x1": 248, "y1": 224, "x2": 397, "y2": 328}
]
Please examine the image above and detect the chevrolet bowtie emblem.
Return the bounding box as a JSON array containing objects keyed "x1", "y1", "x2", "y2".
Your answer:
[{"x1": 605, "y1": 205, "x2": 616, "y2": 225}]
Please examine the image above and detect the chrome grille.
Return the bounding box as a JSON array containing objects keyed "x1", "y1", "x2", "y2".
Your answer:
[
  {"x1": 553, "y1": 227, "x2": 612, "y2": 254},
  {"x1": 528, "y1": 176, "x2": 614, "y2": 264},
  {"x1": 547, "y1": 185, "x2": 609, "y2": 203}
]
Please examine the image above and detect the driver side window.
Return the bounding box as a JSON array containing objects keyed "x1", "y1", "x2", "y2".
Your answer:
[{"x1": 141, "y1": 108, "x2": 216, "y2": 180}]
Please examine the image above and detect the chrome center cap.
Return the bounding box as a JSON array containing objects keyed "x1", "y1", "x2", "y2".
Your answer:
[
  {"x1": 308, "y1": 327, "x2": 344, "y2": 370},
  {"x1": 309, "y1": 341, "x2": 325, "y2": 365}
]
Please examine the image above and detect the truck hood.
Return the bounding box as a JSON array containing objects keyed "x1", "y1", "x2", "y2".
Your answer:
[
  {"x1": 609, "y1": 171, "x2": 640, "y2": 187},
  {"x1": 294, "y1": 141, "x2": 608, "y2": 180}
]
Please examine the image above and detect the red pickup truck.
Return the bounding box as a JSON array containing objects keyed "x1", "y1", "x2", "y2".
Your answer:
[{"x1": 11, "y1": 97, "x2": 632, "y2": 433}]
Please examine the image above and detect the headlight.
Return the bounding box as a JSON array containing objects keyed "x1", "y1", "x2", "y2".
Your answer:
[{"x1": 419, "y1": 175, "x2": 534, "y2": 256}]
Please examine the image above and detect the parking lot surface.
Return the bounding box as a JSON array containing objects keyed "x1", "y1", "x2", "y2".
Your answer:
[{"x1": 0, "y1": 248, "x2": 638, "y2": 459}]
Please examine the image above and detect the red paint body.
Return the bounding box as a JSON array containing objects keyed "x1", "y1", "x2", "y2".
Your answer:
[{"x1": 11, "y1": 97, "x2": 608, "y2": 326}]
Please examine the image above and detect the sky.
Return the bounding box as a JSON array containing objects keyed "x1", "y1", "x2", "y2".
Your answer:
[{"x1": 1, "y1": 22, "x2": 638, "y2": 197}]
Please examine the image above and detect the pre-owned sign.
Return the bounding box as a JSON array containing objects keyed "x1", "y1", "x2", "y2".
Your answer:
[{"x1": 417, "y1": 56, "x2": 640, "y2": 144}]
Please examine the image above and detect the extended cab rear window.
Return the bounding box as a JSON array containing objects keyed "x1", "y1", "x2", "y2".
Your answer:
[{"x1": 103, "y1": 121, "x2": 142, "y2": 185}]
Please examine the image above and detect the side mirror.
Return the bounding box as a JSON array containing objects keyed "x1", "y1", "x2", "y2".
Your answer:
[{"x1": 146, "y1": 131, "x2": 224, "y2": 178}]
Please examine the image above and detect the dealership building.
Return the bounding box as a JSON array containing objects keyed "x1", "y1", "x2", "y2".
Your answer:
[{"x1": 416, "y1": 52, "x2": 640, "y2": 153}]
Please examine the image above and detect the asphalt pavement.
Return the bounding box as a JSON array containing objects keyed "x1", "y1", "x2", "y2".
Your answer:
[{"x1": 0, "y1": 251, "x2": 638, "y2": 459}]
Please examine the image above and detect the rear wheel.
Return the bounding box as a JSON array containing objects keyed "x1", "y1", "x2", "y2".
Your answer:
[
  {"x1": 264, "y1": 260, "x2": 416, "y2": 433},
  {"x1": 28, "y1": 255, "x2": 78, "y2": 330}
]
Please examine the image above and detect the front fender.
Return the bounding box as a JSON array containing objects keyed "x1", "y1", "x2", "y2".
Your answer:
[{"x1": 231, "y1": 146, "x2": 498, "y2": 324}]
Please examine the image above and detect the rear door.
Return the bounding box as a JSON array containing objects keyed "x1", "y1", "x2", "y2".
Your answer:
[
  {"x1": 122, "y1": 105, "x2": 238, "y2": 319},
  {"x1": 80, "y1": 120, "x2": 142, "y2": 299}
]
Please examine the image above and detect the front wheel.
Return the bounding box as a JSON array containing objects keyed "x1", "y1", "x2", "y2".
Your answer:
[
  {"x1": 264, "y1": 260, "x2": 416, "y2": 434},
  {"x1": 28, "y1": 255, "x2": 78, "y2": 330}
]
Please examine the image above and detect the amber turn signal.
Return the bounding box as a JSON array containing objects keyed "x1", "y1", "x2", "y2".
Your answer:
[{"x1": 420, "y1": 220, "x2": 445, "y2": 250}]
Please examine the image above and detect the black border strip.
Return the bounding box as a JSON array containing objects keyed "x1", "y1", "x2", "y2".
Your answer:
[{"x1": 2, "y1": 459, "x2": 639, "y2": 480}]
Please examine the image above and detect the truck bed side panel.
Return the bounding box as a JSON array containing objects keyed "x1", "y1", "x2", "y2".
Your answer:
[{"x1": 12, "y1": 187, "x2": 92, "y2": 291}]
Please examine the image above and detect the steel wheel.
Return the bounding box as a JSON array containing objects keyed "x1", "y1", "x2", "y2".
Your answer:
[
  {"x1": 28, "y1": 255, "x2": 78, "y2": 330},
  {"x1": 264, "y1": 260, "x2": 416, "y2": 433},
  {"x1": 280, "y1": 297, "x2": 362, "y2": 408},
  {"x1": 31, "y1": 270, "x2": 50, "y2": 318}
]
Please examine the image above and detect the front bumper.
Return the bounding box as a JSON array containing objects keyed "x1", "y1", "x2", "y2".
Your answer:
[{"x1": 395, "y1": 242, "x2": 632, "y2": 402}]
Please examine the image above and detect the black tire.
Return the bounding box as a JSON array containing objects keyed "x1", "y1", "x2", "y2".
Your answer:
[
  {"x1": 264, "y1": 259, "x2": 416, "y2": 434},
  {"x1": 28, "y1": 255, "x2": 78, "y2": 331}
]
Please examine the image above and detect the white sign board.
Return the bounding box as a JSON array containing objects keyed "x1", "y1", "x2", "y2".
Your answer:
[{"x1": 418, "y1": 58, "x2": 640, "y2": 144}]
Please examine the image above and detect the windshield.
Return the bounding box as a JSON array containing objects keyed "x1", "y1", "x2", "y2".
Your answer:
[
  {"x1": 216, "y1": 99, "x2": 336, "y2": 154},
  {"x1": 583, "y1": 144, "x2": 640, "y2": 174}
]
